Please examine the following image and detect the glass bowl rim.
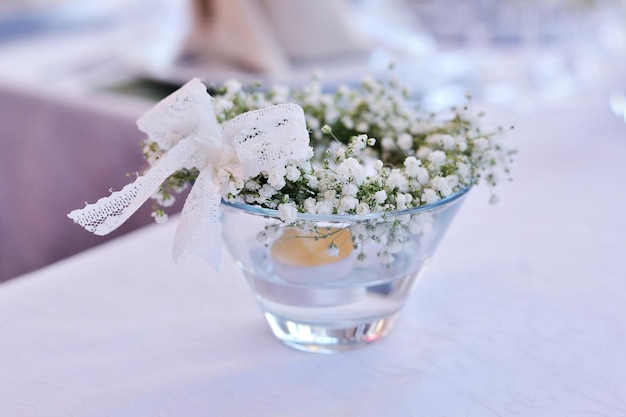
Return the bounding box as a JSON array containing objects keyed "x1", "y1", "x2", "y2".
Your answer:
[{"x1": 221, "y1": 186, "x2": 471, "y2": 222}]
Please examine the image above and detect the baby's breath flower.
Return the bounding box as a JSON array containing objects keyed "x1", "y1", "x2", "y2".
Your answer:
[
  {"x1": 146, "y1": 71, "x2": 514, "y2": 231},
  {"x1": 152, "y1": 191, "x2": 176, "y2": 207},
  {"x1": 374, "y1": 190, "x2": 387, "y2": 204},
  {"x1": 151, "y1": 210, "x2": 168, "y2": 224},
  {"x1": 342, "y1": 183, "x2": 359, "y2": 197},
  {"x1": 278, "y1": 203, "x2": 298, "y2": 224},
  {"x1": 326, "y1": 242, "x2": 340, "y2": 257},
  {"x1": 224, "y1": 79, "x2": 242, "y2": 94},
  {"x1": 427, "y1": 150, "x2": 447, "y2": 167},
  {"x1": 356, "y1": 202, "x2": 370, "y2": 216},
  {"x1": 397, "y1": 133, "x2": 413, "y2": 151},
  {"x1": 381, "y1": 137, "x2": 395, "y2": 150},
  {"x1": 285, "y1": 165, "x2": 301, "y2": 182},
  {"x1": 338, "y1": 196, "x2": 358, "y2": 214},
  {"x1": 431, "y1": 176, "x2": 452, "y2": 197},
  {"x1": 386, "y1": 171, "x2": 409, "y2": 192},
  {"x1": 356, "y1": 122, "x2": 369, "y2": 132},
  {"x1": 268, "y1": 166, "x2": 287, "y2": 189},
  {"x1": 421, "y1": 189, "x2": 440, "y2": 204}
]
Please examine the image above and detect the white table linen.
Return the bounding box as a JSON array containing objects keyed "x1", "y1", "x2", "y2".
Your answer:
[{"x1": 1, "y1": 80, "x2": 625, "y2": 416}]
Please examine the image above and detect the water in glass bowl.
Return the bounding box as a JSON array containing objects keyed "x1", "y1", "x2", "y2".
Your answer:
[{"x1": 239, "y1": 237, "x2": 429, "y2": 353}]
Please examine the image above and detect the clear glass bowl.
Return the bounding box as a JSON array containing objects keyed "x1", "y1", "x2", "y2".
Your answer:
[{"x1": 221, "y1": 188, "x2": 470, "y2": 353}]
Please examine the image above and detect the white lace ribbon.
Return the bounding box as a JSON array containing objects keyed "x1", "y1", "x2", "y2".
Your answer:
[{"x1": 67, "y1": 78, "x2": 310, "y2": 269}]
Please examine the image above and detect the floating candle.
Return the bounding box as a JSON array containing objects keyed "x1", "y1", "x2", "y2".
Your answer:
[
  {"x1": 270, "y1": 227, "x2": 356, "y2": 284},
  {"x1": 272, "y1": 227, "x2": 353, "y2": 266}
]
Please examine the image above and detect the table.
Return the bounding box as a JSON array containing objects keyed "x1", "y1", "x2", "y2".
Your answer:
[{"x1": 1, "y1": 75, "x2": 625, "y2": 416}]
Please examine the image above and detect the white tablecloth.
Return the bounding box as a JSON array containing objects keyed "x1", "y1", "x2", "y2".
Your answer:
[{"x1": 0, "y1": 76, "x2": 625, "y2": 416}]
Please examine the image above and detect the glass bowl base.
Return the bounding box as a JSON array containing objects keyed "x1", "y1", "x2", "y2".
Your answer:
[{"x1": 263, "y1": 311, "x2": 398, "y2": 354}]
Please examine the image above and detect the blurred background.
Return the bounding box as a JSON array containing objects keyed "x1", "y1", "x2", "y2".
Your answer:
[{"x1": 0, "y1": 0, "x2": 624, "y2": 282}]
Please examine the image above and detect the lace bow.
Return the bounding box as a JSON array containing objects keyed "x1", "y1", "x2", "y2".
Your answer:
[{"x1": 68, "y1": 78, "x2": 310, "y2": 269}]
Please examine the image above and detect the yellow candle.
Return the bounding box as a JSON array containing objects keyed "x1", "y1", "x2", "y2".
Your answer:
[
  {"x1": 265, "y1": 226, "x2": 363, "y2": 302},
  {"x1": 271, "y1": 227, "x2": 353, "y2": 267}
]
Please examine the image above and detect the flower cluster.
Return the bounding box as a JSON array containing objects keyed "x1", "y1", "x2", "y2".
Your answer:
[{"x1": 147, "y1": 73, "x2": 514, "y2": 223}]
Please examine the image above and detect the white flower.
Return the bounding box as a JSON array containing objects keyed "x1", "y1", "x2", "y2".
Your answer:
[
  {"x1": 396, "y1": 193, "x2": 407, "y2": 210},
  {"x1": 152, "y1": 191, "x2": 176, "y2": 207},
  {"x1": 326, "y1": 242, "x2": 340, "y2": 257},
  {"x1": 341, "y1": 116, "x2": 354, "y2": 129},
  {"x1": 421, "y1": 188, "x2": 440, "y2": 204},
  {"x1": 416, "y1": 147, "x2": 432, "y2": 160},
  {"x1": 428, "y1": 150, "x2": 447, "y2": 167},
  {"x1": 213, "y1": 97, "x2": 233, "y2": 116},
  {"x1": 304, "y1": 197, "x2": 317, "y2": 214},
  {"x1": 404, "y1": 156, "x2": 421, "y2": 177},
  {"x1": 431, "y1": 176, "x2": 452, "y2": 197},
  {"x1": 278, "y1": 203, "x2": 298, "y2": 224},
  {"x1": 315, "y1": 200, "x2": 333, "y2": 215},
  {"x1": 397, "y1": 133, "x2": 413, "y2": 151},
  {"x1": 426, "y1": 134, "x2": 455, "y2": 150},
  {"x1": 374, "y1": 190, "x2": 387, "y2": 204},
  {"x1": 352, "y1": 134, "x2": 368, "y2": 151},
  {"x1": 356, "y1": 122, "x2": 369, "y2": 132},
  {"x1": 391, "y1": 118, "x2": 409, "y2": 132},
  {"x1": 336, "y1": 158, "x2": 366, "y2": 185},
  {"x1": 325, "y1": 108, "x2": 339, "y2": 121},
  {"x1": 270, "y1": 84, "x2": 290, "y2": 102},
  {"x1": 416, "y1": 167, "x2": 430, "y2": 184},
  {"x1": 410, "y1": 121, "x2": 431, "y2": 134},
  {"x1": 337, "y1": 84, "x2": 350, "y2": 96},
  {"x1": 323, "y1": 189, "x2": 338, "y2": 203},
  {"x1": 373, "y1": 160, "x2": 384, "y2": 171},
  {"x1": 228, "y1": 178, "x2": 244, "y2": 195},
  {"x1": 342, "y1": 183, "x2": 359, "y2": 197},
  {"x1": 224, "y1": 79, "x2": 242, "y2": 94},
  {"x1": 356, "y1": 202, "x2": 370, "y2": 215},
  {"x1": 305, "y1": 174, "x2": 319, "y2": 188},
  {"x1": 338, "y1": 196, "x2": 358, "y2": 214},
  {"x1": 381, "y1": 137, "x2": 395, "y2": 150},
  {"x1": 285, "y1": 165, "x2": 301, "y2": 182},
  {"x1": 386, "y1": 170, "x2": 409, "y2": 192},
  {"x1": 258, "y1": 184, "x2": 276, "y2": 199},
  {"x1": 268, "y1": 165, "x2": 287, "y2": 189},
  {"x1": 151, "y1": 210, "x2": 168, "y2": 224}
]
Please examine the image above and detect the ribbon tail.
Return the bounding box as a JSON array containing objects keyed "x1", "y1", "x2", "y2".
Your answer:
[
  {"x1": 67, "y1": 138, "x2": 197, "y2": 236},
  {"x1": 172, "y1": 168, "x2": 222, "y2": 269}
]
